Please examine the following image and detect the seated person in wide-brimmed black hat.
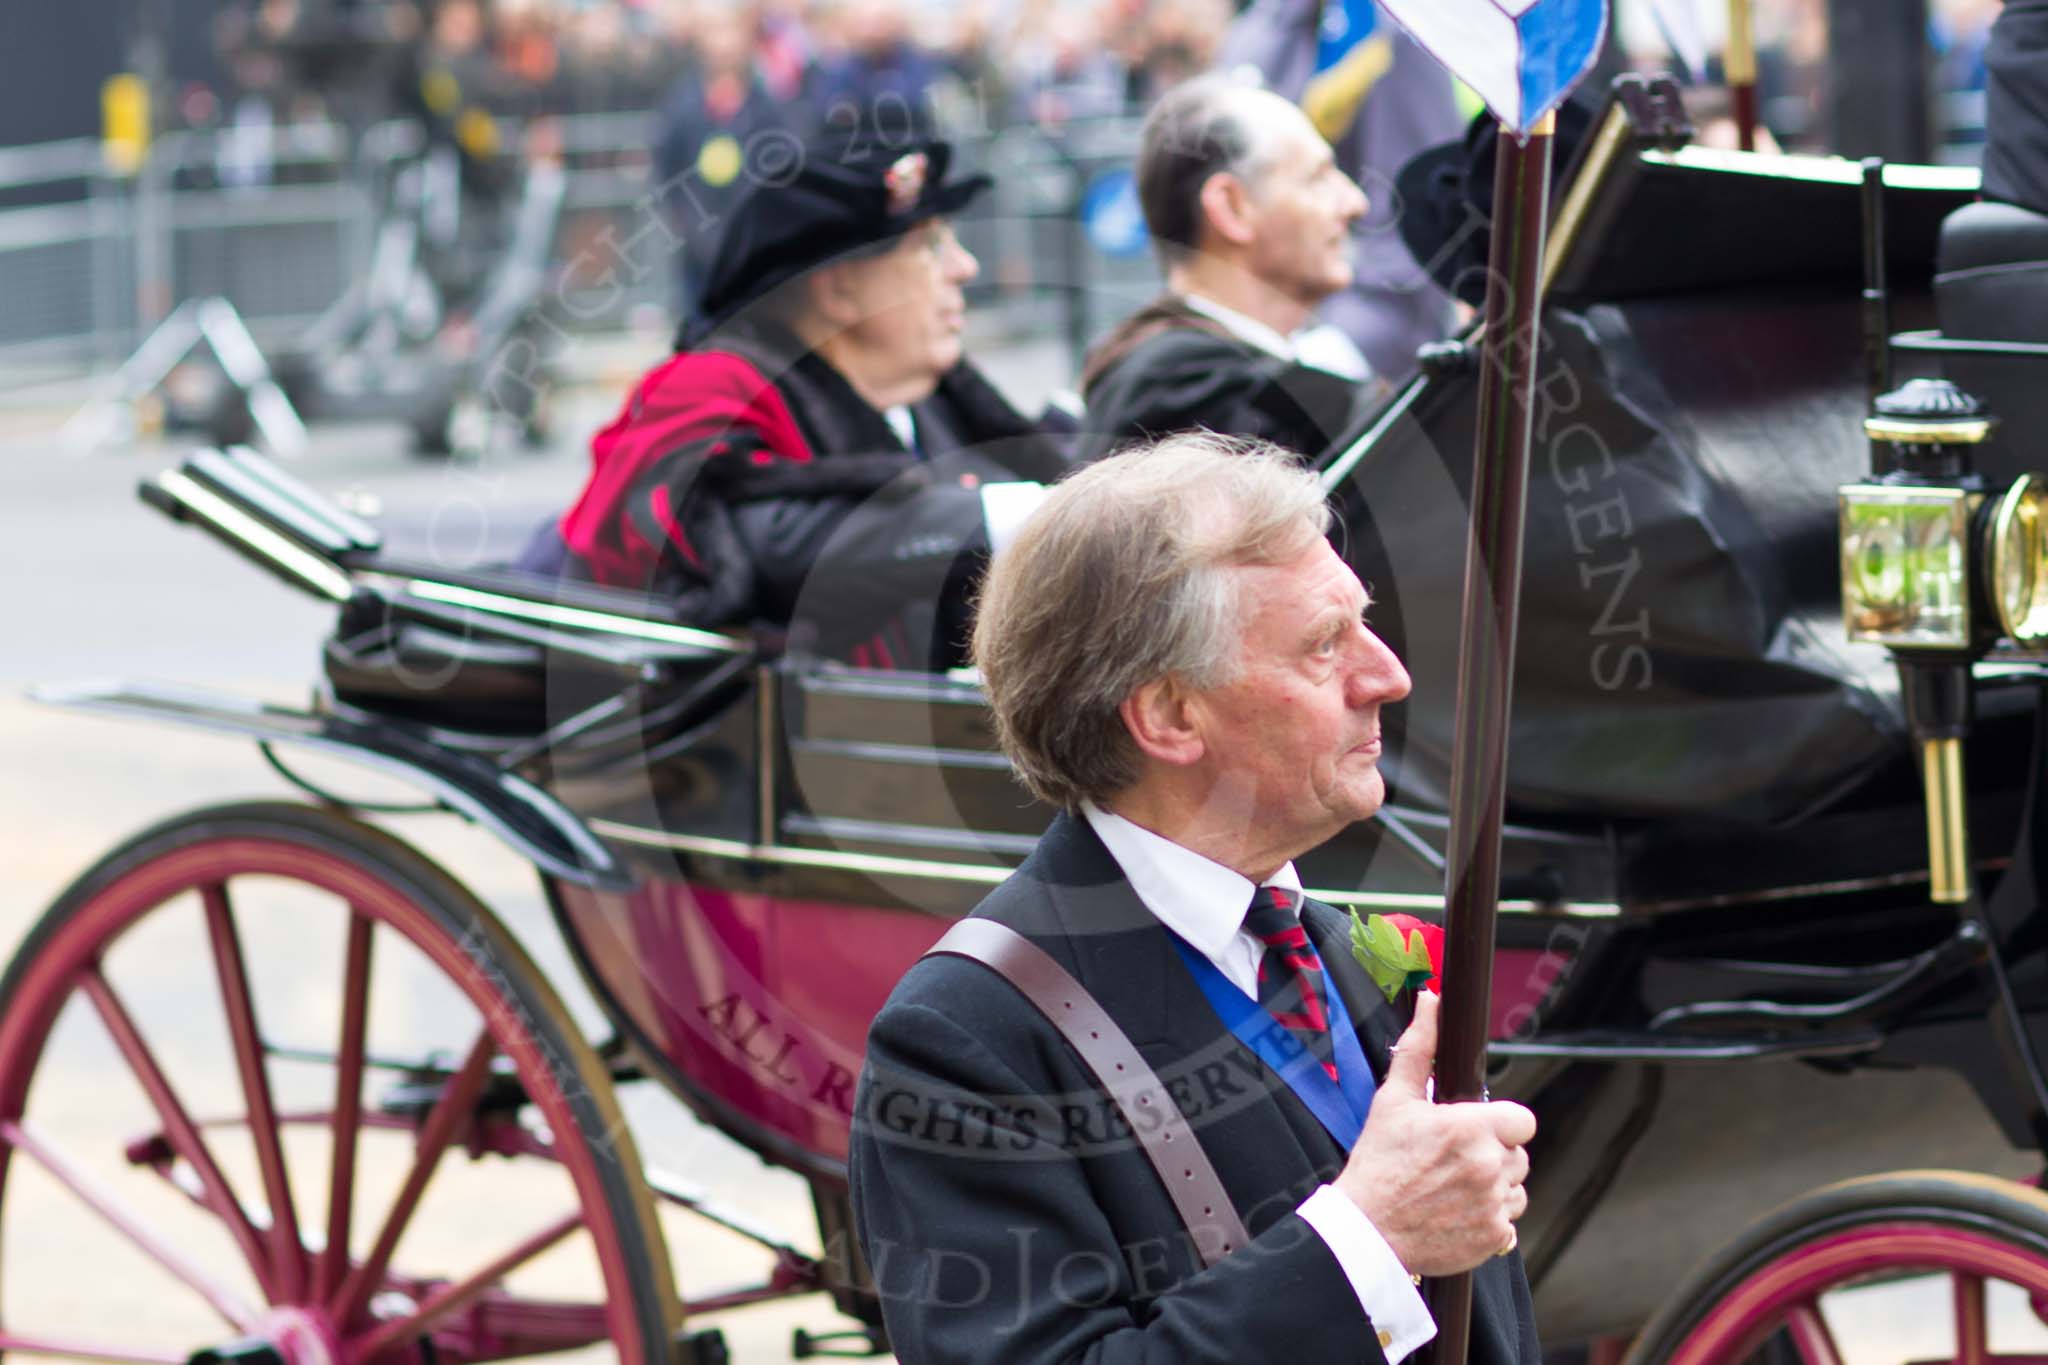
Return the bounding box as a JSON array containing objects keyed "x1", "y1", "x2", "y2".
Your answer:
[{"x1": 520, "y1": 136, "x2": 1069, "y2": 668}]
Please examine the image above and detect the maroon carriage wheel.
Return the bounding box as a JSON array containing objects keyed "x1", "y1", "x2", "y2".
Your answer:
[
  {"x1": 0, "y1": 802, "x2": 682, "y2": 1364},
  {"x1": 1625, "y1": 1171, "x2": 2048, "y2": 1365}
]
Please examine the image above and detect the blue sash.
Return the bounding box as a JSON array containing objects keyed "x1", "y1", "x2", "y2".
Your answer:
[{"x1": 1169, "y1": 932, "x2": 1377, "y2": 1149}]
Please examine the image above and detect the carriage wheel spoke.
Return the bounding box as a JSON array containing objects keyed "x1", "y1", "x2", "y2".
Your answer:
[
  {"x1": 1783, "y1": 1301, "x2": 1843, "y2": 1365},
  {"x1": 201, "y1": 883, "x2": 306, "y2": 1302},
  {"x1": 0, "y1": 1120, "x2": 258, "y2": 1331},
  {"x1": 0, "y1": 1330, "x2": 184, "y2": 1363},
  {"x1": 328, "y1": 1028, "x2": 497, "y2": 1327},
  {"x1": 317, "y1": 913, "x2": 374, "y2": 1301},
  {"x1": 78, "y1": 965, "x2": 275, "y2": 1299},
  {"x1": 1955, "y1": 1271, "x2": 1989, "y2": 1365},
  {"x1": 350, "y1": 1210, "x2": 584, "y2": 1359}
]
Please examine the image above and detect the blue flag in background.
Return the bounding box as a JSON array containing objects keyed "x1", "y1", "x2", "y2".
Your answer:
[
  {"x1": 1301, "y1": 1, "x2": 1397, "y2": 143},
  {"x1": 1316, "y1": 0, "x2": 1380, "y2": 72},
  {"x1": 1376, "y1": 0, "x2": 1609, "y2": 137}
]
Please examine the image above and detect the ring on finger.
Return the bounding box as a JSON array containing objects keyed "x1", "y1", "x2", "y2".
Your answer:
[{"x1": 1495, "y1": 1226, "x2": 1518, "y2": 1258}]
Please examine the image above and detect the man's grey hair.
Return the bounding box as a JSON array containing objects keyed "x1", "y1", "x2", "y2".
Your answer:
[
  {"x1": 972, "y1": 433, "x2": 1333, "y2": 812},
  {"x1": 1136, "y1": 72, "x2": 1285, "y2": 267}
]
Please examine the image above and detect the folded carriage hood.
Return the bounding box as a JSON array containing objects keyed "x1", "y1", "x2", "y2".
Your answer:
[{"x1": 1335, "y1": 293, "x2": 1907, "y2": 826}]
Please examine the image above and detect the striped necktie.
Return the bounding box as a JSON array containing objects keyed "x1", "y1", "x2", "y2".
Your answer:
[{"x1": 1242, "y1": 886, "x2": 1337, "y2": 1080}]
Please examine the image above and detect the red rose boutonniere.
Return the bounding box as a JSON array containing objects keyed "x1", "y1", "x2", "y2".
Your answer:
[{"x1": 1349, "y1": 911, "x2": 1443, "y2": 1004}]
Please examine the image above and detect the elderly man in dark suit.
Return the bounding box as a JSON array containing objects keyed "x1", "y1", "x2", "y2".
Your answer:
[{"x1": 849, "y1": 436, "x2": 1540, "y2": 1364}]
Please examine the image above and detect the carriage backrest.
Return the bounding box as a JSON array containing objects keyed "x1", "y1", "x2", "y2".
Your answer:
[
  {"x1": 1328, "y1": 148, "x2": 1978, "y2": 830},
  {"x1": 1934, "y1": 199, "x2": 2048, "y2": 470}
]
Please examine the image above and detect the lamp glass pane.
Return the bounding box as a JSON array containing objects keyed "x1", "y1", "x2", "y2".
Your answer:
[{"x1": 1840, "y1": 487, "x2": 1971, "y2": 649}]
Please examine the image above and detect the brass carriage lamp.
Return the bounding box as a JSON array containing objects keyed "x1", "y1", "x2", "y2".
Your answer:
[
  {"x1": 1842, "y1": 378, "x2": 2048, "y2": 650},
  {"x1": 1839, "y1": 377, "x2": 2048, "y2": 903},
  {"x1": 1841, "y1": 379, "x2": 1995, "y2": 652}
]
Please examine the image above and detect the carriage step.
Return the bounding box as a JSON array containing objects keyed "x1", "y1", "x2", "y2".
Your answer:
[
  {"x1": 1489, "y1": 1026, "x2": 1883, "y2": 1062},
  {"x1": 791, "y1": 1326, "x2": 888, "y2": 1358},
  {"x1": 186, "y1": 1338, "x2": 285, "y2": 1364},
  {"x1": 250, "y1": 1039, "x2": 536, "y2": 1121},
  {"x1": 678, "y1": 1327, "x2": 730, "y2": 1365},
  {"x1": 376, "y1": 1061, "x2": 530, "y2": 1121}
]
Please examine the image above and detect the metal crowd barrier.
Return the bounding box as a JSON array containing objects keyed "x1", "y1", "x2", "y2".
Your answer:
[
  {"x1": 0, "y1": 126, "x2": 366, "y2": 378},
  {"x1": 956, "y1": 117, "x2": 1157, "y2": 360},
  {"x1": 0, "y1": 138, "x2": 127, "y2": 374},
  {"x1": 0, "y1": 109, "x2": 1156, "y2": 388}
]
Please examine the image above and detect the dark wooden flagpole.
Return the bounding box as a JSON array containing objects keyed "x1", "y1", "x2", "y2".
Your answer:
[
  {"x1": 1729, "y1": 0, "x2": 1760, "y2": 151},
  {"x1": 1426, "y1": 110, "x2": 1555, "y2": 1365}
]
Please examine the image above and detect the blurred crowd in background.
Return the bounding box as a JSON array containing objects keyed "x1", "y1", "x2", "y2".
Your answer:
[
  {"x1": 195, "y1": 0, "x2": 2010, "y2": 161},
  {"x1": 0, "y1": 0, "x2": 2013, "y2": 393},
  {"x1": 208, "y1": 0, "x2": 1236, "y2": 150},
  {"x1": 81, "y1": 0, "x2": 1991, "y2": 377}
]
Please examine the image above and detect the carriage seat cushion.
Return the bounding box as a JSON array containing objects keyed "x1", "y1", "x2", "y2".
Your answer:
[
  {"x1": 325, "y1": 622, "x2": 554, "y2": 735},
  {"x1": 1936, "y1": 200, "x2": 2048, "y2": 345}
]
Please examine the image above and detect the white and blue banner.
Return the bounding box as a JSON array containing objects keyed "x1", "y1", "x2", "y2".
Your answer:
[{"x1": 1376, "y1": 0, "x2": 1609, "y2": 137}]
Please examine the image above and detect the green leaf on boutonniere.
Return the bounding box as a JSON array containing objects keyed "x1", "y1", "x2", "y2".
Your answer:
[{"x1": 1350, "y1": 910, "x2": 1439, "y2": 1004}]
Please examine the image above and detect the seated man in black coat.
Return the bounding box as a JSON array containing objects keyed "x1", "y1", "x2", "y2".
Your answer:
[
  {"x1": 851, "y1": 436, "x2": 1541, "y2": 1364},
  {"x1": 522, "y1": 136, "x2": 1069, "y2": 668},
  {"x1": 1078, "y1": 74, "x2": 1383, "y2": 462}
]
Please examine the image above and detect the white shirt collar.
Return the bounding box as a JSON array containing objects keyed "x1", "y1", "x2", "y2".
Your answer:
[
  {"x1": 883, "y1": 404, "x2": 918, "y2": 452},
  {"x1": 1181, "y1": 292, "x2": 1373, "y2": 383},
  {"x1": 1181, "y1": 292, "x2": 1298, "y2": 362},
  {"x1": 1080, "y1": 802, "x2": 1303, "y2": 966}
]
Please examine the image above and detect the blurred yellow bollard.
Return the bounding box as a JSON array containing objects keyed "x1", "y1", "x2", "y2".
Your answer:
[{"x1": 102, "y1": 73, "x2": 151, "y2": 177}]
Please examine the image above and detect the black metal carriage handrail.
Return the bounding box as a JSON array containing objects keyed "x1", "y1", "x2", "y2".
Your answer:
[
  {"x1": 350, "y1": 560, "x2": 749, "y2": 656},
  {"x1": 1891, "y1": 328, "x2": 2048, "y2": 360},
  {"x1": 350, "y1": 582, "x2": 713, "y2": 677}
]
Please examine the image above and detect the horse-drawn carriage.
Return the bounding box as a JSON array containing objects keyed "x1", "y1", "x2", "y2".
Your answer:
[{"x1": 22, "y1": 78, "x2": 2048, "y2": 1362}]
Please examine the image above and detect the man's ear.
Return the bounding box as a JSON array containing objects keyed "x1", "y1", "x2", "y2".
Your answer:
[
  {"x1": 1196, "y1": 171, "x2": 1259, "y2": 249},
  {"x1": 1120, "y1": 676, "x2": 1206, "y2": 768},
  {"x1": 805, "y1": 263, "x2": 861, "y2": 327}
]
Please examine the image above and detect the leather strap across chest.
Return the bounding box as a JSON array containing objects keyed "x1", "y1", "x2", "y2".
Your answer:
[{"x1": 922, "y1": 918, "x2": 1252, "y2": 1268}]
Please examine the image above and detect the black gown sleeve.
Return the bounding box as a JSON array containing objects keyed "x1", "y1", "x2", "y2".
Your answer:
[
  {"x1": 1080, "y1": 331, "x2": 1362, "y2": 462},
  {"x1": 726, "y1": 472, "x2": 990, "y2": 641}
]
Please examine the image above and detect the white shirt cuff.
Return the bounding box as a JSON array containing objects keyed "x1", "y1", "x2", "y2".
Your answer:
[
  {"x1": 978, "y1": 481, "x2": 1046, "y2": 557},
  {"x1": 1297, "y1": 1184, "x2": 1436, "y2": 1362}
]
